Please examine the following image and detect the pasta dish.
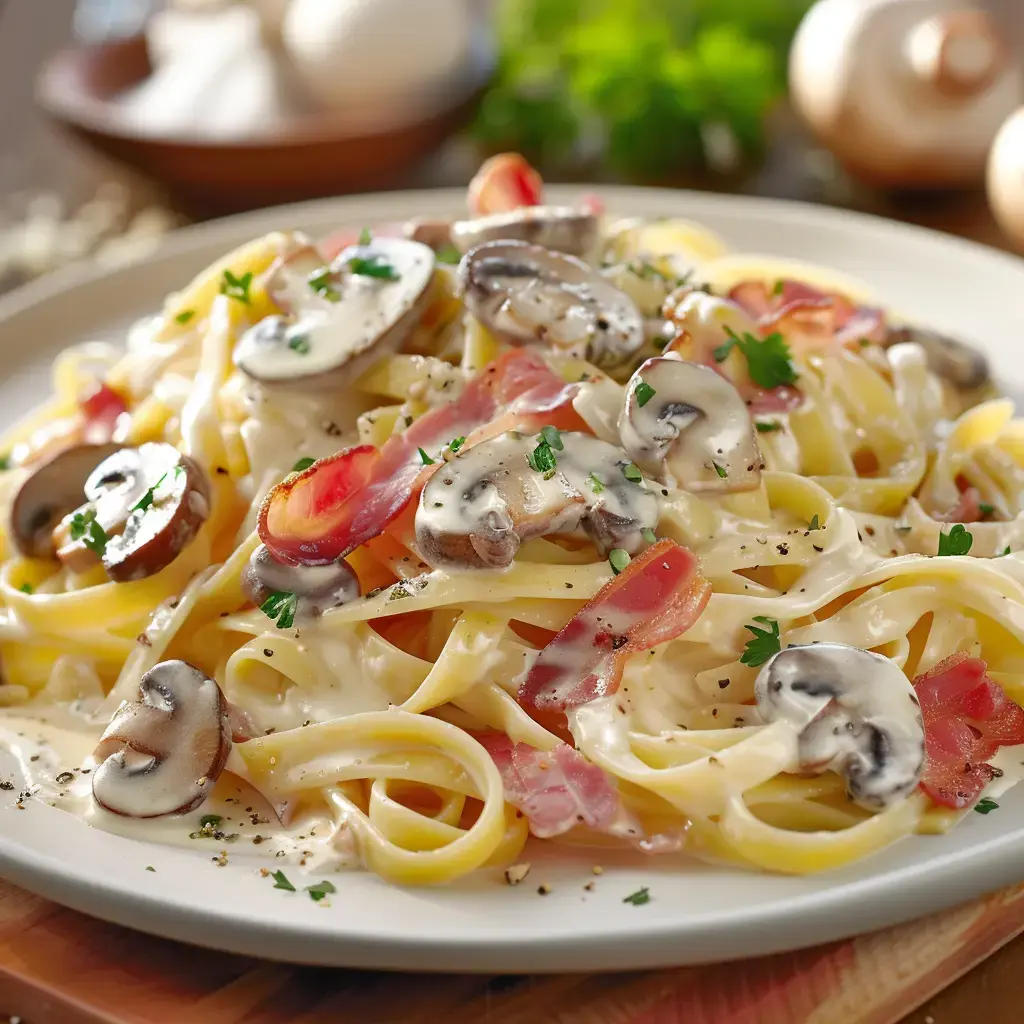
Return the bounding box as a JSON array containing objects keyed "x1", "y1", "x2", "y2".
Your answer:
[{"x1": 2, "y1": 153, "x2": 1024, "y2": 889}]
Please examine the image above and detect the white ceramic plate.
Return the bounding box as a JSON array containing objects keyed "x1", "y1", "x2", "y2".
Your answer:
[{"x1": 2, "y1": 188, "x2": 1024, "y2": 973}]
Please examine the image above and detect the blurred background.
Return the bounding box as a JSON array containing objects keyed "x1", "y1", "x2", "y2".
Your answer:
[{"x1": 3, "y1": 0, "x2": 1024, "y2": 290}]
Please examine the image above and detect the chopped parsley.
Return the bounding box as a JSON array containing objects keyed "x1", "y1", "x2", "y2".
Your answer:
[
  {"x1": 446, "y1": 437, "x2": 466, "y2": 455},
  {"x1": 974, "y1": 797, "x2": 999, "y2": 814},
  {"x1": 288, "y1": 333, "x2": 311, "y2": 355},
  {"x1": 436, "y1": 244, "x2": 462, "y2": 265},
  {"x1": 1003, "y1": 546, "x2": 1013, "y2": 556},
  {"x1": 589, "y1": 472, "x2": 605, "y2": 494},
  {"x1": 712, "y1": 462, "x2": 727, "y2": 479},
  {"x1": 199, "y1": 814, "x2": 222, "y2": 829},
  {"x1": 713, "y1": 327, "x2": 797, "y2": 389},
  {"x1": 308, "y1": 266, "x2": 341, "y2": 302},
  {"x1": 0, "y1": 455, "x2": 9, "y2": 471},
  {"x1": 979, "y1": 503, "x2": 996, "y2": 519},
  {"x1": 623, "y1": 886, "x2": 651, "y2": 906},
  {"x1": 305, "y1": 879, "x2": 337, "y2": 902},
  {"x1": 271, "y1": 869, "x2": 296, "y2": 892},
  {"x1": 174, "y1": 309, "x2": 195, "y2": 325},
  {"x1": 634, "y1": 379, "x2": 656, "y2": 407},
  {"x1": 608, "y1": 548, "x2": 631, "y2": 574},
  {"x1": 348, "y1": 253, "x2": 400, "y2": 281},
  {"x1": 755, "y1": 421, "x2": 781, "y2": 433},
  {"x1": 772, "y1": 279, "x2": 785, "y2": 296},
  {"x1": 292, "y1": 457, "x2": 316, "y2": 472},
  {"x1": 740, "y1": 616, "x2": 781, "y2": 667},
  {"x1": 622, "y1": 462, "x2": 643, "y2": 483},
  {"x1": 641, "y1": 527, "x2": 657, "y2": 544},
  {"x1": 19, "y1": 583, "x2": 32, "y2": 594},
  {"x1": 808, "y1": 514, "x2": 820, "y2": 531},
  {"x1": 539, "y1": 425, "x2": 563, "y2": 451},
  {"x1": 261, "y1": 591, "x2": 299, "y2": 630},
  {"x1": 358, "y1": 227, "x2": 372, "y2": 246},
  {"x1": 220, "y1": 269, "x2": 253, "y2": 305},
  {"x1": 418, "y1": 447, "x2": 435, "y2": 465},
  {"x1": 69, "y1": 509, "x2": 108, "y2": 556},
  {"x1": 131, "y1": 471, "x2": 170, "y2": 513},
  {"x1": 937, "y1": 524, "x2": 973, "y2": 557}
]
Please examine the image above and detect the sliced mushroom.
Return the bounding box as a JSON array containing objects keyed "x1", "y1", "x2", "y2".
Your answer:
[
  {"x1": 754, "y1": 643, "x2": 926, "y2": 811},
  {"x1": 241, "y1": 542, "x2": 359, "y2": 620},
  {"x1": 403, "y1": 217, "x2": 455, "y2": 252},
  {"x1": 262, "y1": 233, "x2": 333, "y2": 315},
  {"x1": 415, "y1": 430, "x2": 657, "y2": 569},
  {"x1": 459, "y1": 241, "x2": 644, "y2": 369},
  {"x1": 64, "y1": 443, "x2": 211, "y2": 583},
  {"x1": 234, "y1": 237, "x2": 436, "y2": 388},
  {"x1": 884, "y1": 325, "x2": 990, "y2": 392},
  {"x1": 619, "y1": 357, "x2": 762, "y2": 492},
  {"x1": 9, "y1": 442, "x2": 121, "y2": 559},
  {"x1": 451, "y1": 207, "x2": 599, "y2": 259},
  {"x1": 92, "y1": 660, "x2": 231, "y2": 817}
]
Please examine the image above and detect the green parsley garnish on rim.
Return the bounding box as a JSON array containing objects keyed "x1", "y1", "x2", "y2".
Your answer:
[
  {"x1": 623, "y1": 886, "x2": 651, "y2": 906},
  {"x1": 740, "y1": 616, "x2": 781, "y2": 667},
  {"x1": 937, "y1": 524, "x2": 973, "y2": 557},
  {"x1": 974, "y1": 797, "x2": 999, "y2": 814},
  {"x1": 270, "y1": 869, "x2": 296, "y2": 892},
  {"x1": 305, "y1": 880, "x2": 337, "y2": 902},
  {"x1": 261, "y1": 591, "x2": 299, "y2": 630},
  {"x1": 713, "y1": 326, "x2": 797, "y2": 389},
  {"x1": 220, "y1": 269, "x2": 253, "y2": 305}
]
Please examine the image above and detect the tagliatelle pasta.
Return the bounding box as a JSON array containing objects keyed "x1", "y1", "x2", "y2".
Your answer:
[{"x1": 3, "y1": 155, "x2": 1024, "y2": 888}]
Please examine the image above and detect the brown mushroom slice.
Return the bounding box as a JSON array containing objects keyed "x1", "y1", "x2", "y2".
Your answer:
[
  {"x1": 262, "y1": 233, "x2": 333, "y2": 315},
  {"x1": 459, "y1": 241, "x2": 644, "y2": 370},
  {"x1": 92, "y1": 660, "x2": 231, "y2": 817},
  {"x1": 403, "y1": 217, "x2": 455, "y2": 252},
  {"x1": 619, "y1": 357, "x2": 762, "y2": 493},
  {"x1": 451, "y1": 207, "x2": 599, "y2": 259},
  {"x1": 415, "y1": 431, "x2": 658, "y2": 569},
  {"x1": 88, "y1": 443, "x2": 211, "y2": 583},
  {"x1": 10, "y1": 442, "x2": 121, "y2": 559},
  {"x1": 883, "y1": 324, "x2": 990, "y2": 392},
  {"x1": 234, "y1": 237, "x2": 436, "y2": 389},
  {"x1": 241, "y1": 542, "x2": 359, "y2": 620}
]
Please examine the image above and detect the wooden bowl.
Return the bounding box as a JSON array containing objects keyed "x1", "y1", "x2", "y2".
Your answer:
[{"x1": 37, "y1": 35, "x2": 492, "y2": 215}]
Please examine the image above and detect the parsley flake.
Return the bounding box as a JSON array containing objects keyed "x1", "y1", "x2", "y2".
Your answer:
[
  {"x1": 261, "y1": 591, "x2": 299, "y2": 630},
  {"x1": 308, "y1": 266, "x2": 341, "y2": 302},
  {"x1": 712, "y1": 462, "x2": 727, "y2": 479},
  {"x1": 292, "y1": 457, "x2": 316, "y2": 473},
  {"x1": 622, "y1": 462, "x2": 643, "y2": 483},
  {"x1": 808, "y1": 514, "x2": 820, "y2": 531},
  {"x1": 623, "y1": 887, "x2": 651, "y2": 905},
  {"x1": 975, "y1": 797, "x2": 999, "y2": 814},
  {"x1": 979, "y1": 503, "x2": 996, "y2": 519},
  {"x1": 288, "y1": 333, "x2": 311, "y2": 355},
  {"x1": 175, "y1": 309, "x2": 195, "y2": 325},
  {"x1": 448, "y1": 436, "x2": 466, "y2": 453},
  {"x1": 634, "y1": 379, "x2": 656, "y2": 407},
  {"x1": 271, "y1": 869, "x2": 296, "y2": 892},
  {"x1": 641, "y1": 527, "x2": 657, "y2": 544},
  {"x1": 937, "y1": 524, "x2": 973, "y2": 557},
  {"x1": 772, "y1": 279, "x2": 785, "y2": 296},
  {"x1": 740, "y1": 616, "x2": 781, "y2": 667},
  {"x1": 589, "y1": 472, "x2": 605, "y2": 494},
  {"x1": 132, "y1": 472, "x2": 169, "y2": 513},
  {"x1": 199, "y1": 814, "x2": 222, "y2": 829},
  {"x1": 527, "y1": 440, "x2": 558, "y2": 475},
  {"x1": 608, "y1": 549, "x2": 630, "y2": 574},
  {"x1": 19, "y1": 583, "x2": 32, "y2": 594},
  {"x1": 220, "y1": 269, "x2": 253, "y2": 305},
  {"x1": 69, "y1": 509, "x2": 108, "y2": 556},
  {"x1": 418, "y1": 447, "x2": 435, "y2": 465},
  {"x1": 1003, "y1": 546, "x2": 1013, "y2": 556},
  {"x1": 358, "y1": 227, "x2": 372, "y2": 246},
  {"x1": 348, "y1": 254, "x2": 400, "y2": 281},
  {"x1": 305, "y1": 879, "x2": 337, "y2": 902},
  {"x1": 539, "y1": 425, "x2": 563, "y2": 451},
  {"x1": 755, "y1": 421, "x2": 781, "y2": 433},
  {"x1": 436, "y1": 244, "x2": 461, "y2": 265},
  {"x1": 715, "y1": 327, "x2": 797, "y2": 389}
]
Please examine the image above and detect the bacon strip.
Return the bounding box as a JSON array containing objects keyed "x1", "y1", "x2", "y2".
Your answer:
[
  {"x1": 259, "y1": 350, "x2": 578, "y2": 565},
  {"x1": 914, "y1": 653, "x2": 1024, "y2": 809},
  {"x1": 519, "y1": 540, "x2": 711, "y2": 713},
  {"x1": 467, "y1": 153, "x2": 544, "y2": 217}
]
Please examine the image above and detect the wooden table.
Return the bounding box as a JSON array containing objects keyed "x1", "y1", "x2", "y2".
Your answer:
[{"x1": 3, "y1": 2, "x2": 1024, "y2": 1022}]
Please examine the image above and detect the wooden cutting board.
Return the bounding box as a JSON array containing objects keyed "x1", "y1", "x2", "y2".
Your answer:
[{"x1": 1, "y1": 878, "x2": 1023, "y2": 1024}]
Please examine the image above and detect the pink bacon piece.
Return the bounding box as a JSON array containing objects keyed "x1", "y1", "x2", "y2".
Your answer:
[
  {"x1": 259, "y1": 349, "x2": 579, "y2": 565},
  {"x1": 467, "y1": 152, "x2": 544, "y2": 217},
  {"x1": 519, "y1": 540, "x2": 711, "y2": 713}
]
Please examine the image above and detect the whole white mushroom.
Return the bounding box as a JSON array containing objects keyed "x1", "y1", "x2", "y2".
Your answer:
[{"x1": 282, "y1": 0, "x2": 473, "y2": 118}]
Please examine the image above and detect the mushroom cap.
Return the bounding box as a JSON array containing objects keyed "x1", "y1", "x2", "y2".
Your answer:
[
  {"x1": 884, "y1": 324, "x2": 989, "y2": 392},
  {"x1": 90, "y1": 443, "x2": 211, "y2": 583},
  {"x1": 92, "y1": 659, "x2": 231, "y2": 818},
  {"x1": 459, "y1": 240, "x2": 644, "y2": 369},
  {"x1": 451, "y1": 207, "x2": 599, "y2": 258},
  {"x1": 415, "y1": 430, "x2": 658, "y2": 569},
  {"x1": 234, "y1": 237, "x2": 436, "y2": 388},
  {"x1": 10, "y1": 442, "x2": 121, "y2": 559},
  {"x1": 619, "y1": 357, "x2": 762, "y2": 493},
  {"x1": 241, "y1": 542, "x2": 359, "y2": 619},
  {"x1": 754, "y1": 642, "x2": 926, "y2": 811}
]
